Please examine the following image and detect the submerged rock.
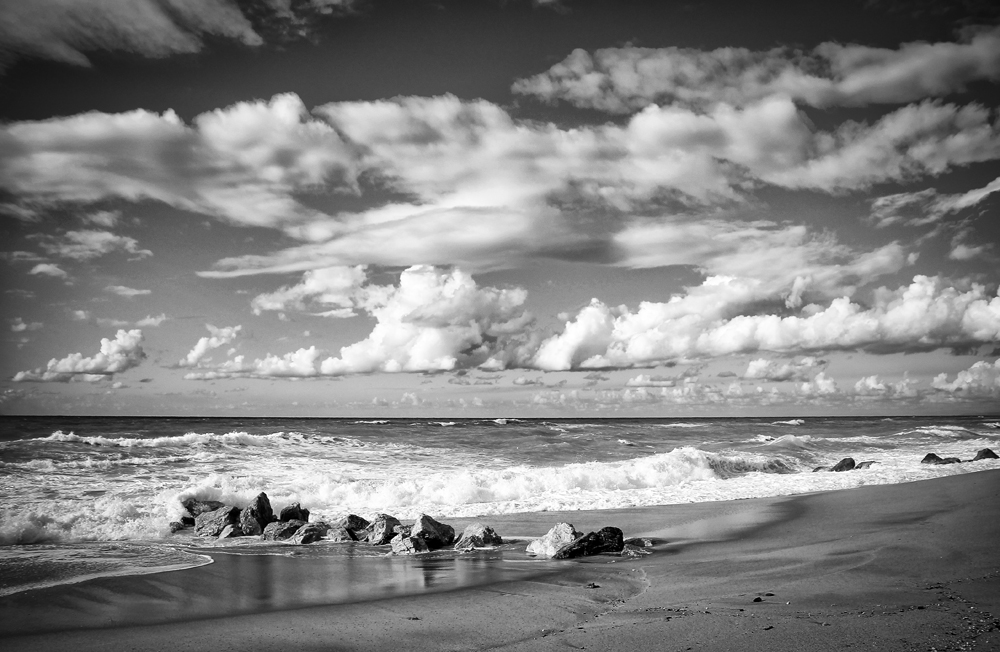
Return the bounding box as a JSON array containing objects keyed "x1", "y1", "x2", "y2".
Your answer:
[
  {"x1": 831, "y1": 457, "x2": 856, "y2": 472},
  {"x1": 364, "y1": 514, "x2": 402, "y2": 545},
  {"x1": 194, "y1": 506, "x2": 240, "y2": 537},
  {"x1": 454, "y1": 523, "x2": 503, "y2": 551},
  {"x1": 239, "y1": 492, "x2": 273, "y2": 536},
  {"x1": 553, "y1": 527, "x2": 624, "y2": 559},
  {"x1": 412, "y1": 514, "x2": 455, "y2": 549},
  {"x1": 972, "y1": 448, "x2": 998, "y2": 461},
  {"x1": 854, "y1": 461, "x2": 878, "y2": 469},
  {"x1": 526, "y1": 523, "x2": 582, "y2": 558},
  {"x1": 391, "y1": 534, "x2": 430, "y2": 555},
  {"x1": 279, "y1": 503, "x2": 310, "y2": 522},
  {"x1": 921, "y1": 453, "x2": 961, "y2": 465},
  {"x1": 262, "y1": 519, "x2": 305, "y2": 541}
]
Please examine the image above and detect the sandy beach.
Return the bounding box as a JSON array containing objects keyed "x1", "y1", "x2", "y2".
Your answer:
[{"x1": 2, "y1": 469, "x2": 998, "y2": 652}]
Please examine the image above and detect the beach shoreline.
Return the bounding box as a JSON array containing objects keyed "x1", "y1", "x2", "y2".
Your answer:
[{"x1": 2, "y1": 469, "x2": 999, "y2": 651}]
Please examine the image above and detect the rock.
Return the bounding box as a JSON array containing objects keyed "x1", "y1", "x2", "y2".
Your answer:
[
  {"x1": 623, "y1": 537, "x2": 655, "y2": 548},
  {"x1": 168, "y1": 521, "x2": 186, "y2": 533},
  {"x1": 921, "y1": 453, "x2": 961, "y2": 465},
  {"x1": 972, "y1": 448, "x2": 998, "y2": 461},
  {"x1": 194, "y1": 506, "x2": 240, "y2": 537},
  {"x1": 289, "y1": 523, "x2": 325, "y2": 545},
  {"x1": 218, "y1": 524, "x2": 243, "y2": 539},
  {"x1": 812, "y1": 466, "x2": 829, "y2": 472},
  {"x1": 279, "y1": 503, "x2": 309, "y2": 522},
  {"x1": 454, "y1": 523, "x2": 503, "y2": 551},
  {"x1": 335, "y1": 514, "x2": 370, "y2": 535},
  {"x1": 239, "y1": 492, "x2": 273, "y2": 536},
  {"x1": 180, "y1": 516, "x2": 195, "y2": 526},
  {"x1": 831, "y1": 457, "x2": 856, "y2": 472},
  {"x1": 526, "y1": 523, "x2": 582, "y2": 558},
  {"x1": 621, "y1": 544, "x2": 653, "y2": 557},
  {"x1": 262, "y1": 519, "x2": 305, "y2": 541},
  {"x1": 363, "y1": 514, "x2": 402, "y2": 545},
  {"x1": 854, "y1": 461, "x2": 877, "y2": 469},
  {"x1": 324, "y1": 526, "x2": 357, "y2": 542},
  {"x1": 391, "y1": 534, "x2": 430, "y2": 555},
  {"x1": 552, "y1": 527, "x2": 625, "y2": 559},
  {"x1": 412, "y1": 514, "x2": 455, "y2": 549},
  {"x1": 394, "y1": 524, "x2": 413, "y2": 538},
  {"x1": 182, "y1": 498, "x2": 225, "y2": 517}
]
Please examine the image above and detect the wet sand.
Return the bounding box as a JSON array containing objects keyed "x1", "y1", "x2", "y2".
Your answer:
[{"x1": 2, "y1": 469, "x2": 998, "y2": 651}]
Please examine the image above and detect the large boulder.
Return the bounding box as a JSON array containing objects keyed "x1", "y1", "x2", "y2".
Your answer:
[
  {"x1": 324, "y1": 526, "x2": 357, "y2": 543},
  {"x1": 921, "y1": 453, "x2": 961, "y2": 465},
  {"x1": 262, "y1": 519, "x2": 306, "y2": 541},
  {"x1": 412, "y1": 514, "x2": 455, "y2": 549},
  {"x1": 194, "y1": 506, "x2": 240, "y2": 537},
  {"x1": 289, "y1": 523, "x2": 326, "y2": 545},
  {"x1": 239, "y1": 492, "x2": 273, "y2": 536},
  {"x1": 182, "y1": 498, "x2": 225, "y2": 517},
  {"x1": 831, "y1": 457, "x2": 856, "y2": 472},
  {"x1": 972, "y1": 448, "x2": 998, "y2": 461},
  {"x1": 526, "y1": 523, "x2": 582, "y2": 558},
  {"x1": 391, "y1": 534, "x2": 430, "y2": 555},
  {"x1": 218, "y1": 524, "x2": 243, "y2": 539},
  {"x1": 454, "y1": 523, "x2": 503, "y2": 551},
  {"x1": 278, "y1": 503, "x2": 310, "y2": 522},
  {"x1": 553, "y1": 527, "x2": 624, "y2": 559},
  {"x1": 335, "y1": 514, "x2": 370, "y2": 536},
  {"x1": 363, "y1": 514, "x2": 401, "y2": 545}
]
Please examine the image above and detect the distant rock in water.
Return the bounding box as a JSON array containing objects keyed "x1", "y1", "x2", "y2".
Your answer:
[
  {"x1": 831, "y1": 458, "x2": 856, "y2": 472},
  {"x1": 526, "y1": 523, "x2": 582, "y2": 558},
  {"x1": 454, "y1": 523, "x2": 503, "y2": 550},
  {"x1": 279, "y1": 503, "x2": 309, "y2": 522},
  {"x1": 854, "y1": 461, "x2": 877, "y2": 469},
  {"x1": 391, "y1": 534, "x2": 430, "y2": 555},
  {"x1": 972, "y1": 448, "x2": 998, "y2": 461},
  {"x1": 412, "y1": 514, "x2": 455, "y2": 549},
  {"x1": 240, "y1": 492, "x2": 273, "y2": 537},
  {"x1": 364, "y1": 514, "x2": 402, "y2": 545},
  {"x1": 812, "y1": 466, "x2": 829, "y2": 472},
  {"x1": 194, "y1": 506, "x2": 239, "y2": 537},
  {"x1": 262, "y1": 520, "x2": 305, "y2": 541},
  {"x1": 921, "y1": 453, "x2": 961, "y2": 465}
]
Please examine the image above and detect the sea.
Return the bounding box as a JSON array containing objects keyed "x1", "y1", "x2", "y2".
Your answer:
[{"x1": 1, "y1": 414, "x2": 999, "y2": 602}]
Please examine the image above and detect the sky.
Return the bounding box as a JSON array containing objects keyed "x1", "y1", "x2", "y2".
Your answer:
[{"x1": 1, "y1": 0, "x2": 999, "y2": 417}]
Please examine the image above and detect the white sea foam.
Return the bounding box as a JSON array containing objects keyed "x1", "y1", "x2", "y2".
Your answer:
[{"x1": 772, "y1": 418, "x2": 805, "y2": 425}]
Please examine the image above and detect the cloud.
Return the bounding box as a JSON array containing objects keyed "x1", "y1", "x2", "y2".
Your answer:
[
  {"x1": 854, "y1": 374, "x2": 919, "y2": 398},
  {"x1": 178, "y1": 324, "x2": 242, "y2": 367},
  {"x1": 931, "y1": 358, "x2": 1000, "y2": 395},
  {"x1": 251, "y1": 265, "x2": 367, "y2": 316},
  {"x1": 531, "y1": 275, "x2": 1000, "y2": 370},
  {"x1": 743, "y1": 357, "x2": 825, "y2": 381},
  {"x1": 28, "y1": 263, "x2": 68, "y2": 278},
  {"x1": 868, "y1": 175, "x2": 1000, "y2": 228},
  {"x1": 0, "y1": 0, "x2": 357, "y2": 71},
  {"x1": 135, "y1": 313, "x2": 168, "y2": 327},
  {"x1": 798, "y1": 371, "x2": 839, "y2": 396},
  {"x1": 624, "y1": 374, "x2": 676, "y2": 387},
  {"x1": 83, "y1": 210, "x2": 121, "y2": 228},
  {"x1": 105, "y1": 285, "x2": 151, "y2": 297},
  {"x1": 12, "y1": 328, "x2": 145, "y2": 382},
  {"x1": 34, "y1": 229, "x2": 152, "y2": 261},
  {"x1": 512, "y1": 27, "x2": 1000, "y2": 112},
  {"x1": 9, "y1": 317, "x2": 43, "y2": 332}
]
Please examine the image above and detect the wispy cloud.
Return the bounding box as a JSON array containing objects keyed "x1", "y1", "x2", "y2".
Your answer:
[{"x1": 104, "y1": 285, "x2": 151, "y2": 298}]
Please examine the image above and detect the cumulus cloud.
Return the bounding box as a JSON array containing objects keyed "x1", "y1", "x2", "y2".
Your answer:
[
  {"x1": 512, "y1": 27, "x2": 1000, "y2": 112},
  {"x1": 178, "y1": 324, "x2": 242, "y2": 367},
  {"x1": 34, "y1": 229, "x2": 152, "y2": 261},
  {"x1": 135, "y1": 313, "x2": 168, "y2": 327},
  {"x1": 9, "y1": 317, "x2": 43, "y2": 332},
  {"x1": 798, "y1": 372, "x2": 839, "y2": 396},
  {"x1": 854, "y1": 374, "x2": 919, "y2": 398},
  {"x1": 29, "y1": 263, "x2": 68, "y2": 279},
  {"x1": 931, "y1": 358, "x2": 1000, "y2": 395},
  {"x1": 251, "y1": 265, "x2": 367, "y2": 316},
  {"x1": 531, "y1": 275, "x2": 1000, "y2": 370},
  {"x1": 624, "y1": 374, "x2": 676, "y2": 387},
  {"x1": 12, "y1": 329, "x2": 145, "y2": 382},
  {"x1": 743, "y1": 357, "x2": 825, "y2": 381},
  {"x1": 105, "y1": 285, "x2": 151, "y2": 297}
]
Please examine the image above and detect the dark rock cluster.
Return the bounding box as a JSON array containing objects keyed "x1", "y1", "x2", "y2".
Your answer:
[{"x1": 813, "y1": 447, "x2": 997, "y2": 473}]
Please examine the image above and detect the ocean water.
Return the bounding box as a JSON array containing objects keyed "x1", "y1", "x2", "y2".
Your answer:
[{"x1": 1, "y1": 415, "x2": 999, "y2": 598}]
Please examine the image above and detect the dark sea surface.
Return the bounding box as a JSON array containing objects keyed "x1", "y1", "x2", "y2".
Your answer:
[{"x1": 1, "y1": 414, "x2": 998, "y2": 597}]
